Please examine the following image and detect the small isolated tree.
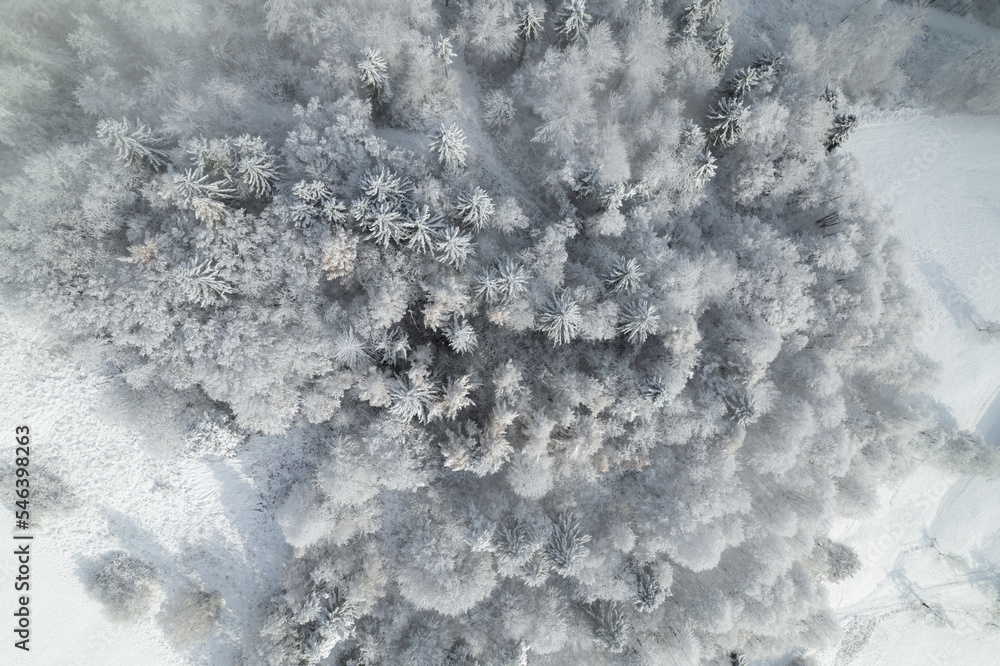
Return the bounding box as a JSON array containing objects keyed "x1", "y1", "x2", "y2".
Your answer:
[
  {"x1": 555, "y1": 0, "x2": 591, "y2": 48},
  {"x1": 435, "y1": 36, "x2": 456, "y2": 76},
  {"x1": 816, "y1": 538, "x2": 861, "y2": 582},
  {"x1": 978, "y1": 320, "x2": 1000, "y2": 341},
  {"x1": 483, "y1": 90, "x2": 515, "y2": 131},
  {"x1": 826, "y1": 113, "x2": 859, "y2": 151},
  {"x1": 160, "y1": 586, "x2": 224, "y2": 648},
  {"x1": 430, "y1": 123, "x2": 468, "y2": 170},
  {"x1": 88, "y1": 552, "x2": 157, "y2": 621}
]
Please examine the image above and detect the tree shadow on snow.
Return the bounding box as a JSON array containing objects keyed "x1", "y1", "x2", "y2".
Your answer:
[{"x1": 917, "y1": 256, "x2": 983, "y2": 330}]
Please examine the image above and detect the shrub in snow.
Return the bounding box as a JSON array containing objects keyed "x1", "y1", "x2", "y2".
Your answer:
[
  {"x1": 88, "y1": 552, "x2": 156, "y2": 621},
  {"x1": 159, "y1": 586, "x2": 224, "y2": 648},
  {"x1": 817, "y1": 538, "x2": 862, "y2": 583}
]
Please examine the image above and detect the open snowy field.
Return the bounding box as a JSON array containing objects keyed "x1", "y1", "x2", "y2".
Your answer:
[
  {"x1": 813, "y1": 115, "x2": 1000, "y2": 664},
  {"x1": 0, "y1": 300, "x2": 291, "y2": 664}
]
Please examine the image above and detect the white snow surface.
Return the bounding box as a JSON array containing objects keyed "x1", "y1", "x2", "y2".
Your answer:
[
  {"x1": 809, "y1": 114, "x2": 1000, "y2": 666},
  {"x1": 0, "y1": 301, "x2": 292, "y2": 664}
]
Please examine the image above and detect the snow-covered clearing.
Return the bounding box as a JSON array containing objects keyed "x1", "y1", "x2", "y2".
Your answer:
[
  {"x1": 811, "y1": 114, "x2": 1000, "y2": 665},
  {"x1": 0, "y1": 300, "x2": 291, "y2": 664}
]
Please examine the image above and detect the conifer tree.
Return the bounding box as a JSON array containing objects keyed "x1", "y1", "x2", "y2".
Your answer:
[
  {"x1": 430, "y1": 123, "x2": 468, "y2": 171},
  {"x1": 555, "y1": 0, "x2": 591, "y2": 47},
  {"x1": 357, "y1": 47, "x2": 389, "y2": 107},
  {"x1": 517, "y1": 4, "x2": 545, "y2": 61},
  {"x1": 537, "y1": 292, "x2": 583, "y2": 345},
  {"x1": 96, "y1": 118, "x2": 168, "y2": 168},
  {"x1": 708, "y1": 23, "x2": 735, "y2": 70},
  {"x1": 707, "y1": 97, "x2": 749, "y2": 146},
  {"x1": 826, "y1": 113, "x2": 859, "y2": 151}
]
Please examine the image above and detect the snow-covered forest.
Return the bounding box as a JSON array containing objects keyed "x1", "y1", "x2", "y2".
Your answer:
[{"x1": 1, "y1": 0, "x2": 999, "y2": 664}]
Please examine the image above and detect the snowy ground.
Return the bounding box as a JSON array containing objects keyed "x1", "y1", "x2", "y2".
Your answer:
[
  {"x1": 811, "y1": 114, "x2": 1000, "y2": 665},
  {"x1": 0, "y1": 300, "x2": 292, "y2": 664}
]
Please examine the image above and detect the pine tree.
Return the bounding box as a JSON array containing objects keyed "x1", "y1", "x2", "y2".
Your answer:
[
  {"x1": 405, "y1": 206, "x2": 444, "y2": 254},
  {"x1": 358, "y1": 47, "x2": 389, "y2": 107},
  {"x1": 517, "y1": 4, "x2": 545, "y2": 43},
  {"x1": 606, "y1": 257, "x2": 644, "y2": 293},
  {"x1": 435, "y1": 35, "x2": 456, "y2": 75},
  {"x1": 634, "y1": 565, "x2": 666, "y2": 612},
  {"x1": 444, "y1": 316, "x2": 479, "y2": 354},
  {"x1": 694, "y1": 149, "x2": 717, "y2": 186},
  {"x1": 389, "y1": 368, "x2": 439, "y2": 423},
  {"x1": 476, "y1": 266, "x2": 505, "y2": 304},
  {"x1": 96, "y1": 118, "x2": 169, "y2": 168},
  {"x1": 751, "y1": 52, "x2": 784, "y2": 77},
  {"x1": 679, "y1": 2, "x2": 704, "y2": 39},
  {"x1": 359, "y1": 203, "x2": 406, "y2": 247},
  {"x1": 429, "y1": 375, "x2": 476, "y2": 420},
  {"x1": 430, "y1": 123, "x2": 468, "y2": 171},
  {"x1": 826, "y1": 113, "x2": 859, "y2": 152},
  {"x1": 333, "y1": 328, "x2": 371, "y2": 371},
  {"x1": 586, "y1": 600, "x2": 629, "y2": 653},
  {"x1": 725, "y1": 390, "x2": 757, "y2": 427},
  {"x1": 619, "y1": 300, "x2": 660, "y2": 344},
  {"x1": 483, "y1": 90, "x2": 515, "y2": 131},
  {"x1": 360, "y1": 167, "x2": 412, "y2": 208},
  {"x1": 176, "y1": 258, "x2": 234, "y2": 306},
  {"x1": 517, "y1": 4, "x2": 545, "y2": 61},
  {"x1": 707, "y1": 97, "x2": 749, "y2": 147},
  {"x1": 545, "y1": 512, "x2": 591, "y2": 572},
  {"x1": 497, "y1": 257, "x2": 530, "y2": 302},
  {"x1": 555, "y1": 0, "x2": 591, "y2": 47},
  {"x1": 435, "y1": 225, "x2": 475, "y2": 269},
  {"x1": 537, "y1": 292, "x2": 583, "y2": 345},
  {"x1": 456, "y1": 187, "x2": 495, "y2": 232},
  {"x1": 822, "y1": 85, "x2": 841, "y2": 109},
  {"x1": 707, "y1": 23, "x2": 734, "y2": 70},
  {"x1": 702, "y1": 0, "x2": 724, "y2": 22},
  {"x1": 230, "y1": 134, "x2": 278, "y2": 197},
  {"x1": 726, "y1": 66, "x2": 761, "y2": 102}
]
